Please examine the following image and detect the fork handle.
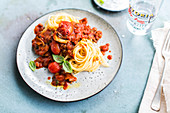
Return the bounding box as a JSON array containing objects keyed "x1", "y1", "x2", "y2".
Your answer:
[
  {"x1": 151, "y1": 60, "x2": 168, "y2": 111},
  {"x1": 151, "y1": 80, "x2": 162, "y2": 111}
]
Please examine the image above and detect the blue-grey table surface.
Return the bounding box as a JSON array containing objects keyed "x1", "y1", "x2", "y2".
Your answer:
[{"x1": 0, "y1": 0, "x2": 169, "y2": 113}]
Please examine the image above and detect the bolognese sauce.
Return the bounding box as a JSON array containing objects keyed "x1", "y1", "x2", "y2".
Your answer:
[
  {"x1": 100, "y1": 43, "x2": 110, "y2": 56},
  {"x1": 32, "y1": 18, "x2": 105, "y2": 90}
]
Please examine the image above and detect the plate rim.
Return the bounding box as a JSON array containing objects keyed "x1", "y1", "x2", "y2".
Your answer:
[
  {"x1": 16, "y1": 8, "x2": 123, "y2": 102},
  {"x1": 93, "y1": 0, "x2": 128, "y2": 12}
]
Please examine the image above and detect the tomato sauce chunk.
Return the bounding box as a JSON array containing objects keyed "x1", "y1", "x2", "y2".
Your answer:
[
  {"x1": 57, "y1": 21, "x2": 73, "y2": 36},
  {"x1": 50, "y1": 40, "x2": 60, "y2": 55},
  {"x1": 34, "y1": 56, "x2": 53, "y2": 68},
  {"x1": 48, "y1": 62, "x2": 61, "y2": 73},
  {"x1": 48, "y1": 77, "x2": 51, "y2": 80},
  {"x1": 107, "y1": 55, "x2": 112, "y2": 60},
  {"x1": 34, "y1": 23, "x2": 44, "y2": 34},
  {"x1": 100, "y1": 43, "x2": 110, "y2": 56}
]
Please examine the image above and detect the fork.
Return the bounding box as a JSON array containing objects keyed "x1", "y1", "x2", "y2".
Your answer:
[{"x1": 151, "y1": 29, "x2": 170, "y2": 111}]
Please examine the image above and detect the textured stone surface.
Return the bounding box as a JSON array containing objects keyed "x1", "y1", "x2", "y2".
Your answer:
[{"x1": 0, "y1": 0, "x2": 169, "y2": 113}]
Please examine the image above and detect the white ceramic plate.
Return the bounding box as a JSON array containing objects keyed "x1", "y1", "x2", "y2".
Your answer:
[
  {"x1": 94, "y1": 0, "x2": 129, "y2": 11},
  {"x1": 17, "y1": 9, "x2": 122, "y2": 102}
]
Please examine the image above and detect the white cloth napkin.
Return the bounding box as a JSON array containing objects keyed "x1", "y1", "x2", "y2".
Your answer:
[{"x1": 139, "y1": 22, "x2": 170, "y2": 113}]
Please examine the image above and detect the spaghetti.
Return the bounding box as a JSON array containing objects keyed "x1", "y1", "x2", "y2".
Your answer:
[
  {"x1": 69, "y1": 39, "x2": 109, "y2": 73},
  {"x1": 46, "y1": 13, "x2": 79, "y2": 30}
]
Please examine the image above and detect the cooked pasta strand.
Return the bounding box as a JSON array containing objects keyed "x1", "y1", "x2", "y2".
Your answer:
[
  {"x1": 69, "y1": 39, "x2": 109, "y2": 73},
  {"x1": 47, "y1": 13, "x2": 79, "y2": 30}
]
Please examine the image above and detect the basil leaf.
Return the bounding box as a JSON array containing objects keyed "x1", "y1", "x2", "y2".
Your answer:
[
  {"x1": 29, "y1": 61, "x2": 36, "y2": 71},
  {"x1": 52, "y1": 54, "x2": 64, "y2": 63},
  {"x1": 97, "y1": 0, "x2": 104, "y2": 5},
  {"x1": 56, "y1": 80, "x2": 59, "y2": 86},
  {"x1": 62, "y1": 60, "x2": 72, "y2": 73}
]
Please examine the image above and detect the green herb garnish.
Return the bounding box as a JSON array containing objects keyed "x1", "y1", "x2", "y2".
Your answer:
[
  {"x1": 56, "y1": 80, "x2": 59, "y2": 85},
  {"x1": 29, "y1": 61, "x2": 36, "y2": 71},
  {"x1": 52, "y1": 54, "x2": 72, "y2": 73},
  {"x1": 97, "y1": 0, "x2": 104, "y2": 5},
  {"x1": 52, "y1": 54, "x2": 64, "y2": 63},
  {"x1": 62, "y1": 60, "x2": 73, "y2": 73}
]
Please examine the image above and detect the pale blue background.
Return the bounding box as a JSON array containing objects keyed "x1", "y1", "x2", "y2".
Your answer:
[{"x1": 0, "y1": 0, "x2": 169, "y2": 113}]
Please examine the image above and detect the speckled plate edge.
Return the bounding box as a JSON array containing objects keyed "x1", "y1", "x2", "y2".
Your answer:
[
  {"x1": 93, "y1": 0, "x2": 129, "y2": 11},
  {"x1": 16, "y1": 8, "x2": 123, "y2": 102}
]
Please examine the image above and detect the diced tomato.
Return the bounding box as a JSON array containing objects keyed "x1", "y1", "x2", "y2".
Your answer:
[
  {"x1": 48, "y1": 62, "x2": 61, "y2": 73},
  {"x1": 51, "y1": 41, "x2": 60, "y2": 55}
]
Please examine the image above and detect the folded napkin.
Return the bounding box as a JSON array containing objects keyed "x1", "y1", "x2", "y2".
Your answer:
[{"x1": 139, "y1": 22, "x2": 170, "y2": 113}]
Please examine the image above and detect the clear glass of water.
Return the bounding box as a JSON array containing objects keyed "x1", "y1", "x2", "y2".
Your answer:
[{"x1": 127, "y1": 0, "x2": 164, "y2": 35}]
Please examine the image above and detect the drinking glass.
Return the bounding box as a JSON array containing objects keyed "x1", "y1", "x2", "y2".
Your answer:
[{"x1": 127, "y1": 0, "x2": 164, "y2": 35}]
